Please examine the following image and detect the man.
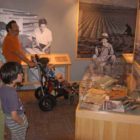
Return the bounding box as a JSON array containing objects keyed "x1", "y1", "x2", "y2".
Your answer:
[
  {"x1": 93, "y1": 33, "x2": 116, "y2": 74},
  {"x1": 2, "y1": 20, "x2": 35, "y2": 67},
  {"x1": 124, "y1": 24, "x2": 132, "y2": 37},
  {"x1": 32, "y1": 18, "x2": 53, "y2": 53}
]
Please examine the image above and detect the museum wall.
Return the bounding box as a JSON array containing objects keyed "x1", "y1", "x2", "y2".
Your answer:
[
  {"x1": 0, "y1": 0, "x2": 90, "y2": 81},
  {"x1": 0, "y1": 0, "x2": 137, "y2": 81}
]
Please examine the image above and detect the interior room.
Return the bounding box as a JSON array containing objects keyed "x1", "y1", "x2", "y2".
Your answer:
[{"x1": 0, "y1": 0, "x2": 140, "y2": 140}]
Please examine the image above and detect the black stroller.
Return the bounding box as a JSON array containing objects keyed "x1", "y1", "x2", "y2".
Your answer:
[{"x1": 32, "y1": 55, "x2": 79, "y2": 111}]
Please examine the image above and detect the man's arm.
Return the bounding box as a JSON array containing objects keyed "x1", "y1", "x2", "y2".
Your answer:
[{"x1": 12, "y1": 50, "x2": 35, "y2": 67}]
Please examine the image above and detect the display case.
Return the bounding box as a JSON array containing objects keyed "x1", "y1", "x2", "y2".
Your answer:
[
  {"x1": 75, "y1": 1, "x2": 140, "y2": 139},
  {"x1": 75, "y1": 61, "x2": 140, "y2": 140},
  {"x1": 75, "y1": 71, "x2": 140, "y2": 140}
]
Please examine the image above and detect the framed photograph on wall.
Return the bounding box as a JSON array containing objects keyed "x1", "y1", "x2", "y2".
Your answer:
[
  {"x1": 0, "y1": 8, "x2": 53, "y2": 54},
  {"x1": 77, "y1": 0, "x2": 137, "y2": 59}
]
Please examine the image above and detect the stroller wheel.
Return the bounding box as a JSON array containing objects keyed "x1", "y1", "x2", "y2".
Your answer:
[
  {"x1": 47, "y1": 94, "x2": 57, "y2": 106},
  {"x1": 39, "y1": 96, "x2": 54, "y2": 111},
  {"x1": 69, "y1": 95, "x2": 74, "y2": 105},
  {"x1": 35, "y1": 87, "x2": 46, "y2": 100}
]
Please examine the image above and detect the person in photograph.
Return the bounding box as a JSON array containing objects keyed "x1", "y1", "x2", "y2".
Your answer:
[
  {"x1": 0, "y1": 62, "x2": 28, "y2": 140},
  {"x1": 0, "y1": 22, "x2": 7, "y2": 67},
  {"x1": 2, "y1": 20, "x2": 35, "y2": 67},
  {"x1": 92, "y1": 33, "x2": 116, "y2": 74},
  {"x1": 0, "y1": 22, "x2": 7, "y2": 47},
  {"x1": 32, "y1": 18, "x2": 53, "y2": 54},
  {"x1": 124, "y1": 24, "x2": 132, "y2": 37},
  {"x1": 0, "y1": 22, "x2": 6, "y2": 139}
]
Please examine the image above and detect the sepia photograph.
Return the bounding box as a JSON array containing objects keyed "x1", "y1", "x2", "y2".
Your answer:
[
  {"x1": 77, "y1": 1, "x2": 137, "y2": 59},
  {"x1": 0, "y1": 8, "x2": 53, "y2": 54}
]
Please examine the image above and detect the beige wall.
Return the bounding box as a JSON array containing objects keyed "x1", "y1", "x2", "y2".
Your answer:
[
  {"x1": 0, "y1": 0, "x2": 90, "y2": 81},
  {"x1": 0, "y1": 0, "x2": 137, "y2": 81}
]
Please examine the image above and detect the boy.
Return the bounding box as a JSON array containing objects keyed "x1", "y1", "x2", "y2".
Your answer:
[
  {"x1": 0, "y1": 62, "x2": 28, "y2": 140},
  {"x1": 0, "y1": 51, "x2": 5, "y2": 140}
]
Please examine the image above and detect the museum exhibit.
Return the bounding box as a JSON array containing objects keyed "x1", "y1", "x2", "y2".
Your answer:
[{"x1": 0, "y1": 0, "x2": 140, "y2": 140}]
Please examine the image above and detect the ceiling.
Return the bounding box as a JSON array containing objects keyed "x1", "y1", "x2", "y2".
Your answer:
[{"x1": 80, "y1": 0, "x2": 137, "y2": 8}]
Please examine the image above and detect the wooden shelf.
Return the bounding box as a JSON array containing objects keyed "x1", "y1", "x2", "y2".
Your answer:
[
  {"x1": 21, "y1": 53, "x2": 71, "y2": 65},
  {"x1": 21, "y1": 53, "x2": 71, "y2": 87}
]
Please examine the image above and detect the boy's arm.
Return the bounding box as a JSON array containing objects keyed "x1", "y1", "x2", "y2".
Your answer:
[
  {"x1": 0, "y1": 61, "x2": 3, "y2": 68},
  {"x1": 11, "y1": 111, "x2": 24, "y2": 125}
]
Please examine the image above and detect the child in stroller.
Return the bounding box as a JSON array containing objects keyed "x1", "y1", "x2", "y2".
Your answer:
[{"x1": 33, "y1": 55, "x2": 79, "y2": 111}]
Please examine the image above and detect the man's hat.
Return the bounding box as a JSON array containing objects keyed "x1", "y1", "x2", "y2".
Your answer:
[{"x1": 101, "y1": 32, "x2": 109, "y2": 38}]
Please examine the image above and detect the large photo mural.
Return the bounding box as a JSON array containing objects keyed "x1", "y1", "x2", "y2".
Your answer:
[
  {"x1": 77, "y1": 1, "x2": 137, "y2": 59},
  {"x1": 0, "y1": 8, "x2": 53, "y2": 54}
]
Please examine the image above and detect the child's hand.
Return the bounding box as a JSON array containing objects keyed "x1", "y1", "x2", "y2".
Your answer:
[
  {"x1": 55, "y1": 73, "x2": 65, "y2": 82},
  {"x1": 48, "y1": 64, "x2": 55, "y2": 70}
]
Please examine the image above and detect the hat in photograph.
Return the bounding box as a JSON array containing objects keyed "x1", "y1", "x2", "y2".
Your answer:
[{"x1": 101, "y1": 32, "x2": 109, "y2": 38}]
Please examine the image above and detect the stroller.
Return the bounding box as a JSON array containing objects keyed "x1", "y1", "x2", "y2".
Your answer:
[{"x1": 32, "y1": 55, "x2": 79, "y2": 111}]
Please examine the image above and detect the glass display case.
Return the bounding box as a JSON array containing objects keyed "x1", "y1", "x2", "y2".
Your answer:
[{"x1": 75, "y1": 67, "x2": 140, "y2": 140}]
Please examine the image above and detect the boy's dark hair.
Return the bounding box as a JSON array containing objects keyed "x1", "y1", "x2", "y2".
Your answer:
[
  {"x1": 6, "y1": 20, "x2": 17, "y2": 32},
  {"x1": 38, "y1": 18, "x2": 47, "y2": 26},
  {"x1": 0, "y1": 62, "x2": 23, "y2": 84}
]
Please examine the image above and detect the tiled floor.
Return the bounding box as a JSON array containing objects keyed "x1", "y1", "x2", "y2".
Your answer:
[{"x1": 5, "y1": 90, "x2": 79, "y2": 140}]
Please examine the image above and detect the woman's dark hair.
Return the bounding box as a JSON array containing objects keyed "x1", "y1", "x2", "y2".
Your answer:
[
  {"x1": 6, "y1": 20, "x2": 17, "y2": 32},
  {"x1": 0, "y1": 62, "x2": 23, "y2": 84}
]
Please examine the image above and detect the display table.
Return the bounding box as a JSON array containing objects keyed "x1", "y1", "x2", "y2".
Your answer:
[
  {"x1": 75, "y1": 104, "x2": 140, "y2": 140},
  {"x1": 75, "y1": 63, "x2": 140, "y2": 140},
  {"x1": 21, "y1": 53, "x2": 71, "y2": 87}
]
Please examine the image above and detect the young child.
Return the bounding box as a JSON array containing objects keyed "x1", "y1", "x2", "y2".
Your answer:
[
  {"x1": 54, "y1": 73, "x2": 69, "y2": 99},
  {"x1": 0, "y1": 51, "x2": 6, "y2": 140},
  {"x1": 37, "y1": 57, "x2": 55, "y2": 79},
  {"x1": 37, "y1": 57, "x2": 69, "y2": 98},
  {"x1": 0, "y1": 62, "x2": 28, "y2": 140}
]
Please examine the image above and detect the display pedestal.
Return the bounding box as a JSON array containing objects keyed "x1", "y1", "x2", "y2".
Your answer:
[{"x1": 75, "y1": 104, "x2": 140, "y2": 140}]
